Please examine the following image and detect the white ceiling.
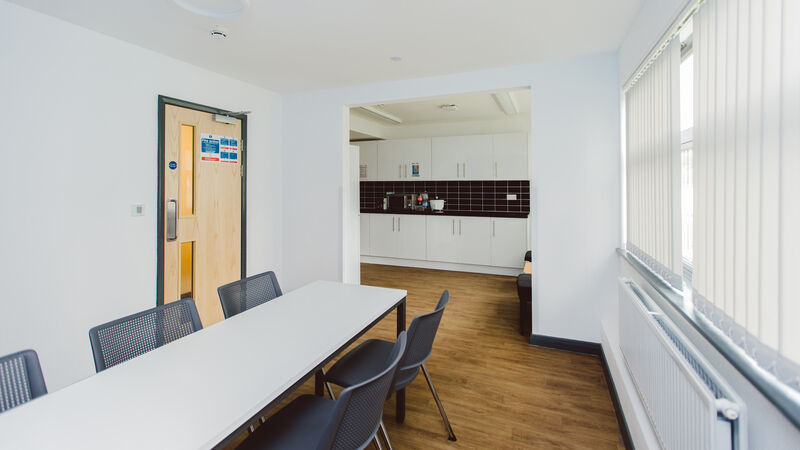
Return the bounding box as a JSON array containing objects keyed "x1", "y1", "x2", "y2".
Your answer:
[
  {"x1": 360, "y1": 88, "x2": 531, "y2": 124},
  {"x1": 9, "y1": 0, "x2": 643, "y2": 92}
]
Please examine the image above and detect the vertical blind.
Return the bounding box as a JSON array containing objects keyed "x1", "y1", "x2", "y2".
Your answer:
[
  {"x1": 693, "y1": 0, "x2": 800, "y2": 383},
  {"x1": 626, "y1": 39, "x2": 683, "y2": 288}
]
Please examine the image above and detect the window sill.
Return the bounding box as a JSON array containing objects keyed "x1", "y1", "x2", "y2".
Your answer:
[{"x1": 617, "y1": 248, "x2": 800, "y2": 430}]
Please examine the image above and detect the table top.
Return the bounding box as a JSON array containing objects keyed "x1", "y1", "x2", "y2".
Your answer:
[{"x1": 0, "y1": 281, "x2": 407, "y2": 449}]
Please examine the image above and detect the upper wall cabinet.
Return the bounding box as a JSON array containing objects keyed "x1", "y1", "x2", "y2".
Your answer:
[
  {"x1": 431, "y1": 135, "x2": 493, "y2": 180},
  {"x1": 377, "y1": 138, "x2": 432, "y2": 181},
  {"x1": 492, "y1": 133, "x2": 528, "y2": 180},
  {"x1": 354, "y1": 141, "x2": 378, "y2": 181}
]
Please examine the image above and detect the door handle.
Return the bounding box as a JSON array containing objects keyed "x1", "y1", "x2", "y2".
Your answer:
[
  {"x1": 495, "y1": 161, "x2": 498, "y2": 178},
  {"x1": 166, "y1": 199, "x2": 177, "y2": 241},
  {"x1": 459, "y1": 219, "x2": 462, "y2": 235},
  {"x1": 493, "y1": 221, "x2": 496, "y2": 237},
  {"x1": 456, "y1": 163, "x2": 459, "y2": 178},
  {"x1": 452, "y1": 219, "x2": 455, "y2": 235},
  {"x1": 398, "y1": 216, "x2": 400, "y2": 232},
  {"x1": 392, "y1": 217, "x2": 395, "y2": 232}
]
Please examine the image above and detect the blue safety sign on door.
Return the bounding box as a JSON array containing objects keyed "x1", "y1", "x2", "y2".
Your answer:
[{"x1": 168, "y1": 161, "x2": 177, "y2": 170}]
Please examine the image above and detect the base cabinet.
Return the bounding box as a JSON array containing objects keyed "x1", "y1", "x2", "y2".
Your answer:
[
  {"x1": 490, "y1": 218, "x2": 528, "y2": 267},
  {"x1": 367, "y1": 214, "x2": 426, "y2": 260},
  {"x1": 360, "y1": 214, "x2": 371, "y2": 256},
  {"x1": 366, "y1": 214, "x2": 527, "y2": 269}
]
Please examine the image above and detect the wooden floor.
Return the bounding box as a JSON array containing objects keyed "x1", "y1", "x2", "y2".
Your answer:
[{"x1": 232, "y1": 264, "x2": 624, "y2": 449}]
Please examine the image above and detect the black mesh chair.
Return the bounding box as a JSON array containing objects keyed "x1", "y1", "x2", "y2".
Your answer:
[
  {"x1": 238, "y1": 332, "x2": 407, "y2": 450},
  {"x1": 217, "y1": 271, "x2": 282, "y2": 319},
  {"x1": 325, "y1": 290, "x2": 456, "y2": 447},
  {"x1": 0, "y1": 349, "x2": 47, "y2": 413},
  {"x1": 88, "y1": 298, "x2": 203, "y2": 372}
]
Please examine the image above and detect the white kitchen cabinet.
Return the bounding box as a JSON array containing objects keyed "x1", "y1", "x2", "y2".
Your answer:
[
  {"x1": 455, "y1": 217, "x2": 491, "y2": 265},
  {"x1": 377, "y1": 138, "x2": 431, "y2": 181},
  {"x1": 425, "y1": 216, "x2": 459, "y2": 263},
  {"x1": 360, "y1": 214, "x2": 371, "y2": 256},
  {"x1": 395, "y1": 215, "x2": 426, "y2": 260},
  {"x1": 493, "y1": 133, "x2": 528, "y2": 180},
  {"x1": 368, "y1": 214, "x2": 426, "y2": 260},
  {"x1": 426, "y1": 216, "x2": 491, "y2": 265},
  {"x1": 490, "y1": 218, "x2": 528, "y2": 267},
  {"x1": 369, "y1": 214, "x2": 397, "y2": 257},
  {"x1": 353, "y1": 141, "x2": 378, "y2": 181},
  {"x1": 431, "y1": 135, "x2": 493, "y2": 180}
]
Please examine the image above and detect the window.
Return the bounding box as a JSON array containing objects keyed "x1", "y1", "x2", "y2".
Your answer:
[{"x1": 624, "y1": 0, "x2": 800, "y2": 419}]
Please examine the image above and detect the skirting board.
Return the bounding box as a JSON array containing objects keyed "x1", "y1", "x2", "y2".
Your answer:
[
  {"x1": 529, "y1": 334, "x2": 601, "y2": 355},
  {"x1": 361, "y1": 256, "x2": 522, "y2": 276},
  {"x1": 531, "y1": 333, "x2": 634, "y2": 449}
]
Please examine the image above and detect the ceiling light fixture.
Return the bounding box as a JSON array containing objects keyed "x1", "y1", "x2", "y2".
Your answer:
[
  {"x1": 172, "y1": 0, "x2": 249, "y2": 19},
  {"x1": 439, "y1": 104, "x2": 459, "y2": 112},
  {"x1": 210, "y1": 25, "x2": 229, "y2": 39},
  {"x1": 491, "y1": 92, "x2": 519, "y2": 116},
  {"x1": 359, "y1": 106, "x2": 403, "y2": 124}
]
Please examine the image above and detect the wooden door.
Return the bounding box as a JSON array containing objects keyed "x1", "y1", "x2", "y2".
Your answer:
[{"x1": 162, "y1": 104, "x2": 242, "y2": 327}]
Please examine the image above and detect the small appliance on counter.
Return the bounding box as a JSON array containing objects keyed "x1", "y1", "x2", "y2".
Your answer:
[
  {"x1": 386, "y1": 193, "x2": 414, "y2": 211},
  {"x1": 430, "y1": 197, "x2": 445, "y2": 213}
]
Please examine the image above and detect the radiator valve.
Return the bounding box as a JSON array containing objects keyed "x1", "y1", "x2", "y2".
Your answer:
[{"x1": 715, "y1": 399, "x2": 740, "y2": 421}]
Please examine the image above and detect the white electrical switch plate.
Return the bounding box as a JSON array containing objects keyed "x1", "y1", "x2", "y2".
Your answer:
[
  {"x1": 506, "y1": 194, "x2": 517, "y2": 200},
  {"x1": 132, "y1": 204, "x2": 145, "y2": 216}
]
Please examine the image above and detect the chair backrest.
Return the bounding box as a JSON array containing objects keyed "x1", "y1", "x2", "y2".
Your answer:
[
  {"x1": 317, "y1": 332, "x2": 407, "y2": 450},
  {"x1": 88, "y1": 298, "x2": 203, "y2": 372},
  {"x1": 0, "y1": 349, "x2": 47, "y2": 413},
  {"x1": 217, "y1": 271, "x2": 283, "y2": 319},
  {"x1": 393, "y1": 290, "x2": 450, "y2": 389}
]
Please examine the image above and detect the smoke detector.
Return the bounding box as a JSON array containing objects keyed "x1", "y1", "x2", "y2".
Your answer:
[
  {"x1": 210, "y1": 25, "x2": 229, "y2": 40},
  {"x1": 439, "y1": 104, "x2": 459, "y2": 112}
]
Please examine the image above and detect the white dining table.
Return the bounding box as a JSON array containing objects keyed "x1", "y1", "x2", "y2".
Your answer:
[{"x1": 0, "y1": 280, "x2": 407, "y2": 449}]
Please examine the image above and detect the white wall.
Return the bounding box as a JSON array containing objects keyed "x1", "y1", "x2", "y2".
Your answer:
[
  {"x1": 282, "y1": 53, "x2": 621, "y2": 343},
  {"x1": 618, "y1": 0, "x2": 690, "y2": 84},
  {"x1": 0, "y1": 1, "x2": 282, "y2": 390},
  {"x1": 350, "y1": 112, "x2": 531, "y2": 140}
]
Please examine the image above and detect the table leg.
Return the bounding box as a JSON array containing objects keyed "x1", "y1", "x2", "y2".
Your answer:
[
  {"x1": 396, "y1": 297, "x2": 406, "y2": 423},
  {"x1": 315, "y1": 370, "x2": 324, "y2": 396}
]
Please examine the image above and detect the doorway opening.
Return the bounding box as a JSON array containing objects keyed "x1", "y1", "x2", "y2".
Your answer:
[
  {"x1": 156, "y1": 96, "x2": 248, "y2": 327},
  {"x1": 344, "y1": 87, "x2": 533, "y2": 286}
]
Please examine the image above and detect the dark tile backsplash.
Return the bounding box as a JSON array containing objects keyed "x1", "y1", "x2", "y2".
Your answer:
[{"x1": 360, "y1": 180, "x2": 530, "y2": 214}]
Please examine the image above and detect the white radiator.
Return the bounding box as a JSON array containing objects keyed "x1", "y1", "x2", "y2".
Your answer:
[{"x1": 618, "y1": 278, "x2": 746, "y2": 450}]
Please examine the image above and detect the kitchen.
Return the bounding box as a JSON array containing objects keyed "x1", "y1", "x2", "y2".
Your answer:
[{"x1": 352, "y1": 89, "x2": 531, "y2": 278}]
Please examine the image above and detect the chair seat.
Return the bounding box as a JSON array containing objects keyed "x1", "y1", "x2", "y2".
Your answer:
[
  {"x1": 238, "y1": 395, "x2": 336, "y2": 449},
  {"x1": 326, "y1": 339, "x2": 395, "y2": 388}
]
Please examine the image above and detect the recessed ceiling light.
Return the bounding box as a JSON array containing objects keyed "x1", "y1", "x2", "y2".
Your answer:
[
  {"x1": 439, "y1": 104, "x2": 459, "y2": 112},
  {"x1": 389, "y1": 56, "x2": 403, "y2": 62},
  {"x1": 210, "y1": 25, "x2": 229, "y2": 39},
  {"x1": 172, "y1": 0, "x2": 249, "y2": 19}
]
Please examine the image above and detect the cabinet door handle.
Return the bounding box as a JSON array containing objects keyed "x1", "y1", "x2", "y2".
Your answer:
[
  {"x1": 398, "y1": 164, "x2": 401, "y2": 178},
  {"x1": 404, "y1": 164, "x2": 407, "y2": 178},
  {"x1": 495, "y1": 161, "x2": 498, "y2": 178},
  {"x1": 452, "y1": 219, "x2": 455, "y2": 235},
  {"x1": 459, "y1": 219, "x2": 462, "y2": 235},
  {"x1": 493, "y1": 221, "x2": 496, "y2": 237},
  {"x1": 392, "y1": 217, "x2": 395, "y2": 232},
  {"x1": 456, "y1": 163, "x2": 459, "y2": 178},
  {"x1": 398, "y1": 216, "x2": 400, "y2": 232},
  {"x1": 462, "y1": 163, "x2": 466, "y2": 179}
]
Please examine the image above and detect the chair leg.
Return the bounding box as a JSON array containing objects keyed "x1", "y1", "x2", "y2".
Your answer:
[
  {"x1": 421, "y1": 363, "x2": 457, "y2": 441},
  {"x1": 378, "y1": 420, "x2": 394, "y2": 450},
  {"x1": 319, "y1": 368, "x2": 337, "y2": 400},
  {"x1": 372, "y1": 435, "x2": 384, "y2": 450}
]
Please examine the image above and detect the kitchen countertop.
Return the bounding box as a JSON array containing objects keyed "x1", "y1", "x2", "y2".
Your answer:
[{"x1": 360, "y1": 208, "x2": 529, "y2": 219}]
